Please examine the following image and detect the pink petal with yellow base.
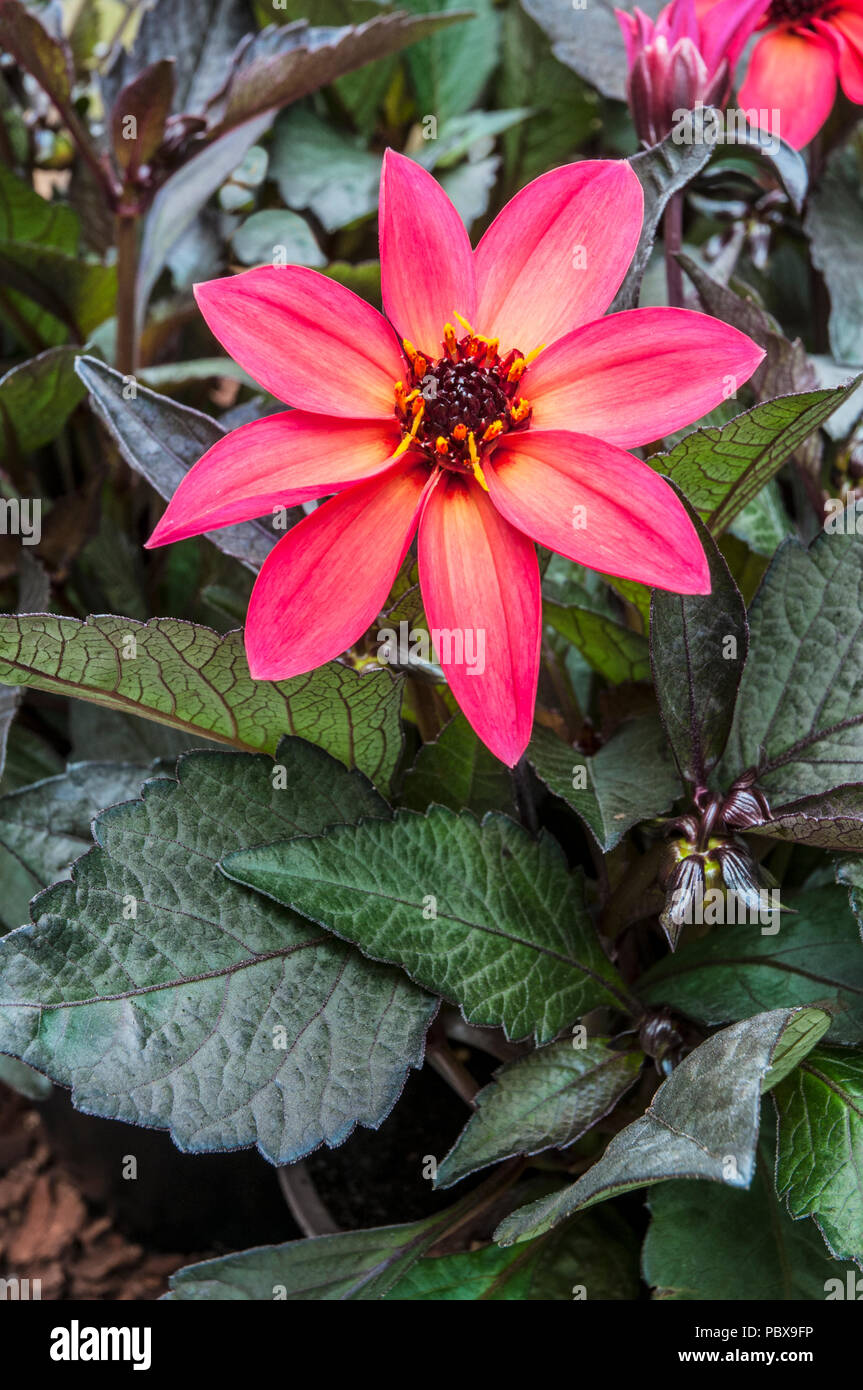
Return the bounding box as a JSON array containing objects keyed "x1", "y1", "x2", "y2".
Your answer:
[
  {"x1": 485, "y1": 430, "x2": 711, "y2": 595},
  {"x1": 146, "y1": 412, "x2": 401, "y2": 547},
  {"x1": 418, "y1": 474, "x2": 541, "y2": 767},
  {"x1": 244, "y1": 462, "x2": 429, "y2": 681},
  {"x1": 474, "y1": 161, "x2": 644, "y2": 354},
  {"x1": 379, "y1": 150, "x2": 477, "y2": 358},
  {"x1": 527, "y1": 308, "x2": 766, "y2": 446},
  {"x1": 194, "y1": 267, "x2": 404, "y2": 417}
]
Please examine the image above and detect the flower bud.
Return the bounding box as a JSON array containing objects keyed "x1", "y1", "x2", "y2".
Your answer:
[{"x1": 617, "y1": 0, "x2": 765, "y2": 145}]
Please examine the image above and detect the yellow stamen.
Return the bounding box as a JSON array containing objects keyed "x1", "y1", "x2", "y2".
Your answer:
[
  {"x1": 391, "y1": 401, "x2": 425, "y2": 459},
  {"x1": 468, "y1": 431, "x2": 489, "y2": 491},
  {"x1": 435, "y1": 436, "x2": 449, "y2": 455},
  {"x1": 524, "y1": 344, "x2": 545, "y2": 365},
  {"x1": 443, "y1": 323, "x2": 458, "y2": 360},
  {"x1": 507, "y1": 357, "x2": 527, "y2": 383},
  {"x1": 402, "y1": 340, "x2": 429, "y2": 379},
  {"x1": 482, "y1": 420, "x2": 504, "y2": 442},
  {"x1": 509, "y1": 397, "x2": 531, "y2": 424},
  {"x1": 453, "y1": 310, "x2": 475, "y2": 336},
  {"x1": 452, "y1": 422, "x2": 467, "y2": 441}
]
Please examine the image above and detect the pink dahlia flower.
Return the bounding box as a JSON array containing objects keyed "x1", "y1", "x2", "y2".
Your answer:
[
  {"x1": 617, "y1": 0, "x2": 768, "y2": 144},
  {"x1": 147, "y1": 152, "x2": 764, "y2": 766},
  {"x1": 732, "y1": 0, "x2": 863, "y2": 147}
]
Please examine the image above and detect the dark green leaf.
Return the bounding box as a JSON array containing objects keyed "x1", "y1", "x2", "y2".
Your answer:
[
  {"x1": 545, "y1": 597, "x2": 650, "y2": 685},
  {"x1": 522, "y1": 0, "x2": 662, "y2": 101},
  {"x1": 0, "y1": 346, "x2": 85, "y2": 459},
  {"x1": 0, "y1": 243, "x2": 115, "y2": 341},
  {"x1": 69, "y1": 702, "x2": 223, "y2": 763},
  {"x1": 650, "y1": 511, "x2": 747, "y2": 783},
  {"x1": 528, "y1": 718, "x2": 680, "y2": 852},
  {"x1": 436, "y1": 1038, "x2": 643, "y2": 1188},
  {"x1": 384, "y1": 1210, "x2": 639, "y2": 1300},
  {"x1": 75, "y1": 354, "x2": 279, "y2": 572},
  {"x1": 804, "y1": 142, "x2": 863, "y2": 366},
  {"x1": 643, "y1": 1136, "x2": 856, "y2": 1299},
  {"x1": 0, "y1": 760, "x2": 155, "y2": 933},
  {"x1": 719, "y1": 514, "x2": 863, "y2": 807},
  {"x1": 640, "y1": 886, "x2": 863, "y2": 1045},
  {"x1": 166, "y1": 1173, "x2": 512, "y2": 1300},
  {"x1": 774, "y1": 1046, "x2": 863, "y2": 1262},
  {"x1": 223, "y1": 807, "x2": 631, "y2": 1043},
  {"x1": 0, "y1": 739, "x2": 436, "y2": 1163},
  {"x1": 498, "y1": 3, "x2": 601, "y2": 190},
  {"x1": 0, "y1": 614, "x2": 405, "y2": 791},
  {"x1": 651, "y1": 377, "x2": 862, "y2": 536},
  {"x1": 494, "y1": 1008, "x2": 830, "y2": 1244},
  {"x1": 401, "y1": 0, "x2": 500, "y2": 124},
  {"x1": 400, "y1": 713, "x2": 515, "y2": 817},
  {"x1": 0, "y1": 160, "x2": 77, "y2": 251}
]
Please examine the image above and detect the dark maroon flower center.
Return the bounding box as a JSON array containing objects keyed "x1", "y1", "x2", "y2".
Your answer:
[
  {"x1": 393, "y1": 323, "x2": 533, "y2": 479},
  {"x1": 767, "y1": 0, "x2": 829, "y2": 22},
  {"x1": 422, "y1": 360, "x2": 510, "y2": 440}
]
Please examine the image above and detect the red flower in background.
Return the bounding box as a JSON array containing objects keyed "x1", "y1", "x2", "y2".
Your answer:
[
  {"x1": 734, "y1": 0, "x2": 863, "y2": 147},
  {"x1": 148, "y1": 152, "x2": 764, "y2": 765}
]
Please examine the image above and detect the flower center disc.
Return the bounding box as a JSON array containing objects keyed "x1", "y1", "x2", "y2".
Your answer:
[
  {"x1": 767, "y1": 0, "x2": 827, "y2": 21},
  {"x1": 393, "y1": 322, "x2": 534, "y2": 478}
]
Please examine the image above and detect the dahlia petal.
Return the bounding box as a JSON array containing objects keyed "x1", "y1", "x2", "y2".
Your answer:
[
  {"x1": 417, "y1": 474, "x2": 541, "y2": 766},
  {"x1": 485, "y1": 430, "x2": 710, "y2": 594},
  {"x1": 827, "y1": 10, "x2": 863, "y2": 101},
  {"x1": 244, "y1": 462, "x2": 429, "y2": 680},
  {"x1": 738, "y1": 29, "x2": 838, "y2": 149},
  {"x1": 194, "y1": 267, "x2": 404, "y2": 417},
  {"x1": 146, "y1": 412, "x2": 402, "y2": 548},
  {"x1": 527, "y1": 307, "x2": 765, "y2": 446},
  {"x1": 473, "y1": 161, "x2": 643, "y2": 353},
  {"x1": 699, "y1": 0, "x2": 769, "y2": 71},
  {"x1": 379, "y1": 150, "x2": 477, "y2": 358}
]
